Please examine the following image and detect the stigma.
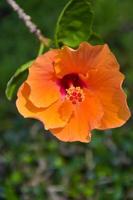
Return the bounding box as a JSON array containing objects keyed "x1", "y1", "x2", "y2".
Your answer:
[{"x1": 66, "y1": 86, "x2": 85, "y2": 104}]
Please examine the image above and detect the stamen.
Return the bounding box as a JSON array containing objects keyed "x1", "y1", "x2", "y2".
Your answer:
[{"x1": 66, "y1": 86, "x2": 85, "y2": 104}]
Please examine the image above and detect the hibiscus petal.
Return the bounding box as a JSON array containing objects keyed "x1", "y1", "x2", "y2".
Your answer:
[
  {"x1": 50, "y1": 89, "x2": 103, "y2": 142},
  {"x1": 16, "y1": 83, "x2": 44, "y2": 118},
  {"x1": 50, "y1": 125, "x2": 92, "y2": 143},
  {"x1": 27, "y1": 50, "x2": 61, "y2": 108},
  {"x1": 39, "y1": 99, "x2": 73, "y2": 130},
  {"x1": 16, "y1": 83, "x2": 73, "y2": 129},
  {"x1": 54, "y1": 42, "x2": 119, "y2": 78},
  {"x1": 87, "y1": 69, "x2": 131, "y2": 129}
]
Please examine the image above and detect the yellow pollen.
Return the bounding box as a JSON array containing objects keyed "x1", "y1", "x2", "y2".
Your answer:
[{"x1": 66, "y1": 86, "x2": 85, "y2": 104}]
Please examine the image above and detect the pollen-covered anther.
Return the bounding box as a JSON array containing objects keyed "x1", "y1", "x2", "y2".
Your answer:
[{"x1": 66, "y1": 86, "x2": 85, "y2": 104}]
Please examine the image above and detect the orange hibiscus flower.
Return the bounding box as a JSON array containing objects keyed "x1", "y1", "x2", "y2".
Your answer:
[{"x1": 16, "y1": 42, "x2": 131, "y2": 142}]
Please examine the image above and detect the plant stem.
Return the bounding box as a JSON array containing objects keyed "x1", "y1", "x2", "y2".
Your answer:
[{"x1": 6, "y1": 0, "x2": 50, "y2": 46}]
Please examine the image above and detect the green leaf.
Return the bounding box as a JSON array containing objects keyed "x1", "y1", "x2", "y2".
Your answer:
[
  {"x1": 6, "y1": 61, "x2": 33, "y2": 101},
  {"x1": 55, "y1": 0, "x2": 94, "y2": 48}
]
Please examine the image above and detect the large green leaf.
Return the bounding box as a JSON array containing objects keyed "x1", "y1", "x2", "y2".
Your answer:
[
  {"x1": 55, "y1": 0, "x2": 94, "y2": 48},
  {"x1": 6, "y1": 61, "x2": 33, "y2": 100}
]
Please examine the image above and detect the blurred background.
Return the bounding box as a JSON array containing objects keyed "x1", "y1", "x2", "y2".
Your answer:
[{"x1": 0, "y1": 0, "x2": 133, "y2": 199}]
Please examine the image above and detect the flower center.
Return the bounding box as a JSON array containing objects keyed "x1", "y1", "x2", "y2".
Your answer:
[
  {"x1": 66, "y1": 86, "x2": 85, "y2": 104},
  {"x1": 57, "y1": 73, "x2": 86, "y2": 104}
]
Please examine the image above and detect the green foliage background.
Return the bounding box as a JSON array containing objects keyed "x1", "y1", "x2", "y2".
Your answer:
[{"x1": 0, "y1": 0, "x2": 133, "y2": 199}]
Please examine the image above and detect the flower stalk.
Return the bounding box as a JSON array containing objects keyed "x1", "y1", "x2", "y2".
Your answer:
[{"x1": 6, "y1": 0, "x2": 50, "y2": 46}]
